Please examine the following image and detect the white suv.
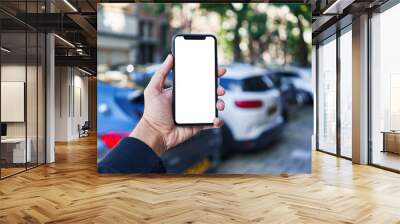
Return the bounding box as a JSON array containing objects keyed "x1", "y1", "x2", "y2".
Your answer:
[{"x1": 219, "y1": 64, "x2": 284, "y2": 155}]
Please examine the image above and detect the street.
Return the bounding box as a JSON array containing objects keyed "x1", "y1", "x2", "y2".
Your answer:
[{"x1": 215, "y1": 105, "x2": 313, "y2": 174}]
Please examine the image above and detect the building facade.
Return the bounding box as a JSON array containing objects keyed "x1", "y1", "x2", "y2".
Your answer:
[{"x1": 97, "y1": 3, "x2": 171, "y2": 66}]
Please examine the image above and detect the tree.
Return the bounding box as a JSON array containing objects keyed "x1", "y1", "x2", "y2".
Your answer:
[
  {"x1": 286, "y1": 4, "x2": 311, "y2": 66},
  {"x1": 200, "y1": 3, "x2": 249, "y2": 62},
  {"x1": 201, "y1": 3, "x2": 311, "y2": 65},
  {"x1": 246, "y1": 10, "x2": 267, "y2": 64},
  {"x1": 144, "y1": 3, "x2": 312, "y2": 66}
]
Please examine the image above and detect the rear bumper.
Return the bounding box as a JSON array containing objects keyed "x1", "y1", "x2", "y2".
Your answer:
[{"x1": 234, "y1": 122, "x2": 284, "y2": 151}]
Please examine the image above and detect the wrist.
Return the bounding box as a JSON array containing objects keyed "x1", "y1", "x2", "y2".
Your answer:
[{"x1": 129, "y1": 117, "x2": 166, "y2": 156}]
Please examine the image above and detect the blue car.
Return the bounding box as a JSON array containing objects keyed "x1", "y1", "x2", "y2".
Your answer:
[{"x1": 97, "y1": 67, "x2": 222, "y2": 173}]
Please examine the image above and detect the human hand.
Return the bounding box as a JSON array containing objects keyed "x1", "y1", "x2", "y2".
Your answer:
[{"x1": 129, "y1": 54, "x2": 226, "y2": 156}]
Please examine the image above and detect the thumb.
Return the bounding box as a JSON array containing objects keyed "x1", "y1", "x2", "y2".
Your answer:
[{"x1": 148, "y1": 54, "x2": 173, "y2": 91}]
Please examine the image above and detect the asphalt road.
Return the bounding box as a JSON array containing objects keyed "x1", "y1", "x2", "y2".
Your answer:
[{"x1": 214, "y1": 105, "x2": 313, "y2": 174}]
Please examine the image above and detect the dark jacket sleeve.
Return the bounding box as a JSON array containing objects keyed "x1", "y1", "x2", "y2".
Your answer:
[{"x1": 98, "y1": 137, "x2": 166, "y2": 173}]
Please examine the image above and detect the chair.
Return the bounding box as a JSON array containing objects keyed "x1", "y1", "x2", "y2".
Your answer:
[{"x1": 78, "y1": 121, "x2": 90, "y2": 138}]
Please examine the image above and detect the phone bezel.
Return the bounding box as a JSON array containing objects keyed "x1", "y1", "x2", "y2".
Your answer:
[{"x1": 171, "y1": 33, "x2": 218, "y2": 126}]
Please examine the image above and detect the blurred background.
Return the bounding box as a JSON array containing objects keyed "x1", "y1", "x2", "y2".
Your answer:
[{"x1": 97, "y1": 3, "x2": 312, "y2": 174}]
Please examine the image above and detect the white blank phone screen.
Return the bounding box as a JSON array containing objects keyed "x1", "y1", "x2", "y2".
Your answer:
[{"x1": 174, "y1": 36, "x2": 216, "y2": 124}]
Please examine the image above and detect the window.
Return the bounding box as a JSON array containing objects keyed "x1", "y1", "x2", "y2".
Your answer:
[
  {"x1": 139, "y1": 44, "x2": 154, "y2": 64},
  {"x1": 315, "y1": 24, "x2": 352, "y2": 159},
  {"x1": 275, "y1": 72, "x2": 301, "y2": 78},
  {"x1": 370, "y1": 3, "x2": 400, "y2": 171},
  {"x1": 266, "y1": 73, "x2": 282, "y2": 88},
  {"x1": 160, "y1": 23, "x2": 169, "y2": 56},
  {"x1": 0, "y1": 1, "x2": 46, "y2": 179},
  {"x1": 220, "y1": 76, "x2": 271, "y2": 93},
  {"x1": 219, "y1": 78, "x2": 242, "y2": 92},
  {"x1": 139, "y1": 20, "x2": 153, "y2": 38},
  {"x1": 339, "y1": 28, "x2": 352, "y2": 158},
  {"x1": 317, "y1": 36, "x2": 337, "y2": 154},
  {"x1": 242, "y1": 76, "x2": 270, "y2": 92}
]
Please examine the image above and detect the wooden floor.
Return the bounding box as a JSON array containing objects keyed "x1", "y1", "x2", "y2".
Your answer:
[
  {"x1": 1, "y1": 135, "x2": 400, "y2": 223},
  {"x1": 1, "y1": 167, "x2": 26, "y2": 178},
  {"x1": 373, "y1": 150, "x2": 400, "y2": 171}
]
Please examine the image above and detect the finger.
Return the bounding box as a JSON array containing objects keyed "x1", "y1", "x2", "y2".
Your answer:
[
  {"x1": 213, "y1": 117, "x2": 224, "y2": 128},
  {"x1": 191, "y1": 126, "x2": 203, "y2": 133},
  {"x1": 218, "y1": 67, "x2": 226, "y2": 77},
  {"x1": 148, "y1": 54, "x2": 173, "y2": 91},
  {"x1": 202, "y1": 117, "x2": 224, "y2": 130},
  {"x1": 216, "y1": 99, "x2": 225, "y2": 111},
  {"x1": 217, "y1": 86, "x2": 225, "y2": 96}
]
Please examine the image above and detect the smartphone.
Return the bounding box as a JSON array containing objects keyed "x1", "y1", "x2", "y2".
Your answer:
[{"x1": 172, "y1": 34, "x2": 218, "y2": 125}]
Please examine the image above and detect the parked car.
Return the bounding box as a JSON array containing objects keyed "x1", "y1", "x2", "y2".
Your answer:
[
  {"x1": 132, "y1": 63, "x2": 173, "y2": 88},
  {"x1": 97, "y1": 63, "x2": 136, "y2": 88},
  {"x1": 218, "y1": 63, "x2": 284, "y2": 156},
  {"x1": 264, "y1": 71, "x2": 297, "y2": 121},
  {"x1": 97, "y1": 66, "x2": 222, "y2": 173},
  {"x1": 268, "y1": 70, "x2": 313, "y2": 105}
]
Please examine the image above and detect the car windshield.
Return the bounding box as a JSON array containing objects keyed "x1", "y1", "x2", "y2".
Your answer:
[
  {"x1": 242, "y1": 76, "x2": 270, "y2": 92},
  {"x1": 220, "y1": 76, "x2": 270, "y2": 92}
]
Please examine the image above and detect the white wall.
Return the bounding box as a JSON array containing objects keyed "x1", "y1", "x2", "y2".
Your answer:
[
  {"x1": 71, "y1": 73, "x2": 89, "y2": 138},
  {"x1": 54, "y1": 66, "x2": 69, "y2": 141},
  {"x1": 54, "y1": 67, "x2": 89, "y2": 141}
]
